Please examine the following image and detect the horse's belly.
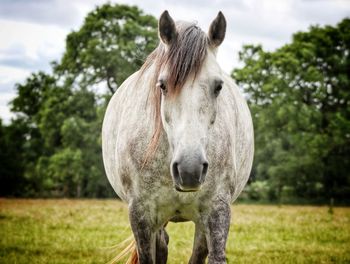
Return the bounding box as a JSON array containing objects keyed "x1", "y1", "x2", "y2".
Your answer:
[{"x1": 102, "y1": 72, "x2": 144, "y2": 202}]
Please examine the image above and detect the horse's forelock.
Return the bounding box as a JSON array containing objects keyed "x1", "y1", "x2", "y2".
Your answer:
[
  {"x1": 142, "y1": 22, "x2": 208, "y2": 94},
  {"x1": 165, "y1": 22, "x2": 208, "y2": 94}
]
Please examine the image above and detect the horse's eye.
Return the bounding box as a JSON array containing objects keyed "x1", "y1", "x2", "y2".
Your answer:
[
  {"x1": 157, "y1": 80, "x2": 167, "y2": 93},
  {"x1": 214, "y1": 82, "x2": 223, "y2": 96}
]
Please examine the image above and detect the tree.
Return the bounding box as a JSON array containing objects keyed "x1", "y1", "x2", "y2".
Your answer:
[
  {"x1": 56, "y1": 3, "x2": 158, "y2": 93},
  {"x1": 0, "y1": 118, "x2": 27, "y2": 196},
  {"x1": 9, "y1": 72, "x2": 60, "y2": 196},
  {"x1": 233, "y1": 18, "x2": 350, "y2": 203},
  {"x1": 2, "y1": 4, "x2": 158, "y2": 197}
]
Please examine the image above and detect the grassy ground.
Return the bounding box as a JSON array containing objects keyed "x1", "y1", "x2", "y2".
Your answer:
[{"x1": 1, "y1": 199, "x2": 349, "y2": 263}]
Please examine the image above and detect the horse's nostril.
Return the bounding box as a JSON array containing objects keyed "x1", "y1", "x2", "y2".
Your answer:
[
  {"x1": 202, "y1": 162, "x2": 208, "y2": 179},
  {"x1": 172, "y1": 162, "x2": 181, "y2": 183},
  {"x1": 171, "y1": 158, "x2": 208, "y2": 191}
]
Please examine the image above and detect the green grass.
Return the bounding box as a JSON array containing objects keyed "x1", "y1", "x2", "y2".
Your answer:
[{"x1": 1, "y1": 199, "x2": 349, "y2": 263}]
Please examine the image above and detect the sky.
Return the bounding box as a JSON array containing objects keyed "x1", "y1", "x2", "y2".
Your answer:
[{"x1": 0, "y1": 0, "x2": 349, "y2": 123}]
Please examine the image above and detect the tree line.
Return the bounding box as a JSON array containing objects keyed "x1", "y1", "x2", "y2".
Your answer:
[
  {"x1": 233, "y1": 18, "x2": 350, "y2": 204},
  {"x1": 0, "y1": 4, "x2": 349, "y2": 203},
  {"x1": 0, "y1": 4, "x2": 158, "y2": 198}
]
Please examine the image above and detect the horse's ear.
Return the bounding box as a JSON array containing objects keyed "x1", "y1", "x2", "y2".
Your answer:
[
  {"x1": 159, "y1": 10, "x2": 177, "y2": 45},
  {"x1": 208, "y1": 11, "x2": 226, "y2": 48}
]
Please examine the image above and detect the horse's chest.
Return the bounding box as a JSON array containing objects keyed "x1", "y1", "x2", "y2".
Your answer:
[{"x1": 137, "y1": 181, "x2": 213, "y2": 224}]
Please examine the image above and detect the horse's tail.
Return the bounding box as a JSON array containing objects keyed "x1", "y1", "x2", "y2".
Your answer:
[
  {"x1": 107, "y1": 236, "x2": 138, "y2": 264},
  {"x1": 127, "y1": 246, "x2": 138, "y2": 264}
]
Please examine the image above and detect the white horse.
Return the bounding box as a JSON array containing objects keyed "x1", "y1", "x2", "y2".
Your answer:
[{"x1": 102, "y1": 10, "x2": 254, "y2": 264}]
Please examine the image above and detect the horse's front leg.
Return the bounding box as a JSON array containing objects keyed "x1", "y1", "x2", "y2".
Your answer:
[
  {"x1": 205, "y1": 199, "x2": 231, "y2": 264},
  {"x1": 189, "y1": 224, "x2": 208, "y2": 264},
  {"x1": 129, "y1": 200, "x2": 157, "y2": 264},
  {"x1": 155, "y1": 227, "x2": 169, "y2": 264}
]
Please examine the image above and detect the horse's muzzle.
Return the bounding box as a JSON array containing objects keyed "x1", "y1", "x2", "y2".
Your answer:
[{"x1": 171, "y1": 158, "x2": 208, "y2": 192}]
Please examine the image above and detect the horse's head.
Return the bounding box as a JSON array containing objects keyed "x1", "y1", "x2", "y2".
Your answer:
[{"x1": 155, "y1": 11, "x2": 226, "y2": 192}]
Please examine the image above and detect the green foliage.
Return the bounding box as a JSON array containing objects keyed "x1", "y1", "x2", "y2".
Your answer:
[
  {"x1": 11, "y1": 72, "x2": 56, "y2": 118},
  {"x1": 2, "y1": 3, "x2": 157, "y2": 197},
  {"x1": 243, "y1": 180, "x2": 270, "y2": 201},
  {"x1": 233, "y1": 18, "x2": 350, "y2": 203},
  {"x1": 56, "y1": 3, "x2": 158, "y2": 93},
  {"x1": 0, "y1": 119, "x2": 27, "y2": 196}
]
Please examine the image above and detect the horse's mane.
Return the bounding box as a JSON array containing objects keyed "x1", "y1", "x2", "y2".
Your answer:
[{"x1": 140, "y1": 21, "x2": 208, "y2": 165}]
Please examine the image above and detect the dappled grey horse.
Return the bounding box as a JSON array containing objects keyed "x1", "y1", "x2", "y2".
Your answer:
[{"x1": 102, "y1": 10, "x2": 254, "y2": 264}]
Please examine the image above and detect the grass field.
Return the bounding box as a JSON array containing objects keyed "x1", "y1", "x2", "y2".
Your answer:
[{"x1": 1, "y1": 199, "x2": 349, "y2": 263}]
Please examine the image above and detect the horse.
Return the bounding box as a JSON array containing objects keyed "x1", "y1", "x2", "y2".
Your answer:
[{"x1": 102, "y1": 10, "x2": 254, "y2": 264}]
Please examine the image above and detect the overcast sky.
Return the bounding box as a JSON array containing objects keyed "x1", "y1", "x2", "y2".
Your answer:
[{"x1": 0, "y1": 0, "x2": 349, "y2": 123}]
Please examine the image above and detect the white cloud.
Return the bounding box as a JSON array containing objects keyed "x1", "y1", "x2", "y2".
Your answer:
[
  {"x1": 0, "y1": 92, "x2": 16, "y2": 123},
  {"x1": 0, "y1": 66, "x2": 32, "y2": 123},
  {"x1": 0, "y1": 19, "x2": 68, "y2": 123},
  {"x1": 291, "y1": 0, "x2": 350, "y2": 25},
  {"x1": 0, "y1": 19, "x2": 67, "y2": 62},
  {"x1": 0, "y1": 0, "x2": 349, "y2": 122},
  {"x1": 0, "y1": 0, "x2": 83, "y2": 28},
  {"x1": 0, "y1": 66, "x2": 31, "y2": 88}
]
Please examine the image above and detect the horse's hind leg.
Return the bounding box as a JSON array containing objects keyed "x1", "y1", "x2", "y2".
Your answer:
[
  {"x1": 189, "y1": 225, "x2": 208, "y2": 264},
  {"x1": 156, "y1": 227, "x2": 169, "y2": 264}
]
